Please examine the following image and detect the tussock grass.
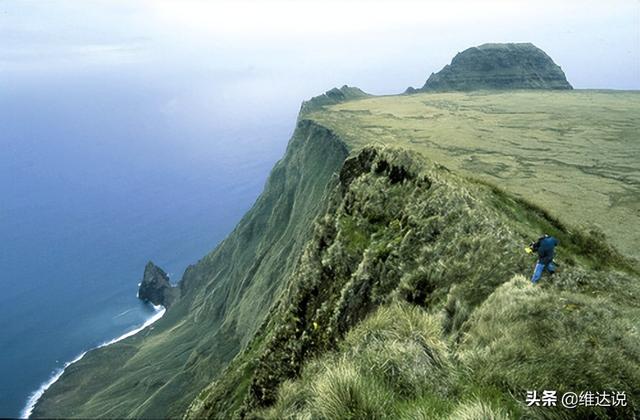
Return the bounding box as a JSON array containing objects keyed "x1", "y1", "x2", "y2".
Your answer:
[
  {"x1": 342, "y1": 304, "x2": 452, "y2": 398},
  {"x1": 239, "y1": 145, "x2": 534, "y2": 414},
  {"x1": 259, "y1": 302, "x2": 520, "y2": 419},
  {"x1": 459, "y1": 275, "x2": 640, "y2": 419},
  {"x1": 258, "y1": 303, "x2": 452, "y2": 419},
  {"x1": 196, "y1": 144, "x2": 640, "y2": 419},
  {"x1": 309, "y1": 360, "x2": 394, "y2": 419},
  {"x1": 394, "y1": 394, "x2": 455, "y2": 419},
  {"x1": 263, "y1": 273, "x2": 639, "y2": 418},
  {"x1": 446, "y1": 400, "x2": 511, "y2": 420},
  {"x1": 258, "y1": 380, "x2": 310, "y2": 420}
]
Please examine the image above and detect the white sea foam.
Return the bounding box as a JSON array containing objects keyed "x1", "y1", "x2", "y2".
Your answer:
[
  {"x1": 19, "y1": 352, "x2": 88, "y2": 419},
  {"x1": 98, "y1": 306, "x2": 165, "y2": 348},
  {"x1": 20, "y1": 305, "x2": 166, "y2": 419},
  {"x1": 114, "y1": 308, "x2": 133, "y2": 318}
]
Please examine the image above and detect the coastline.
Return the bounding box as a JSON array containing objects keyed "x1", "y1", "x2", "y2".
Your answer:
[{"x1": 20, "y1": 304, "x2": 166, "y2": 419}]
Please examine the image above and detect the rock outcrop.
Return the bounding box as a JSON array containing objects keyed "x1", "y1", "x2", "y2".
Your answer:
[
  {"x1": 138, "y1": 261, "x2": 179, "y2": 308},
  {"x1": 407, "y1": 43, "x2": 572, "y2": 92},
  {"x1": 300, "y1": 85, "x2": 370, "y2": 115}
]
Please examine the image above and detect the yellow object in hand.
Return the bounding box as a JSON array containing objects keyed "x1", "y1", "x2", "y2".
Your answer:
[{"x1": 525, "y1": 246, "x2": 533, "y2": 254}]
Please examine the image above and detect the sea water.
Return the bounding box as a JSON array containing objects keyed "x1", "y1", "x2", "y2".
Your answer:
[
  {"x1": 0, "y1": 2, "x2": 433, "y2": 415},
  {"x1": 0, "y1": 70, "x2": 297, "y2": 417}
]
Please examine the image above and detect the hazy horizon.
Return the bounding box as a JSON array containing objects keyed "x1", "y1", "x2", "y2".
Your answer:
[{"x1": 1, "y1": 0, "x2": 639, "y2": 96}]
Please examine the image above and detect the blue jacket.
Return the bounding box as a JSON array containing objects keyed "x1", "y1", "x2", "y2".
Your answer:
[{"x1": 535, "y1": 236, "x2": 559, "y2": 264}]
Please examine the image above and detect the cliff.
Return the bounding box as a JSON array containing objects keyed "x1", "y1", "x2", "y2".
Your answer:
[
  {"x1": 407, "y1": 43, "x2": 573, "y2": 92},
  {"x1": 32, "y1": 119, "x2": 349, "y2": 418},
  {"x1": 33, "y1": 60, "x2": 640, "y2": 418},
  {"x1": 185, "y1": 144, "x2": 639, "y2": 420}
]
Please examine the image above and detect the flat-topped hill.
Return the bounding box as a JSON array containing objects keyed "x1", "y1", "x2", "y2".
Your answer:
[{"x1": 408, "y1": 43, "x2": 573, "y2": 92}]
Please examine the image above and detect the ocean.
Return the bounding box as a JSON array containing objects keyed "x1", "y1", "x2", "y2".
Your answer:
[
  {"x1": 0, "y1": 69, "x2": 298, "y2": 417},
  {"x1": 0, "y1": 3, "x2": 455, "y2": 416}
]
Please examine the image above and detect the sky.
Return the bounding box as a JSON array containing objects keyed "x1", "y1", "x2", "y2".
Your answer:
[{"x1": 1, "y1": 0, "x2": 639, "y2": 94}]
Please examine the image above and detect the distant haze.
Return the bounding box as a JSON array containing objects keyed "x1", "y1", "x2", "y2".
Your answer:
[{"x1": 1, "y1": 0, "x2": 639, "y2": 95}]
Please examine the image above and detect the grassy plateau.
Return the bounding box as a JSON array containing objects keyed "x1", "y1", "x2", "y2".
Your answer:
[{"x1": 309, "y1": 90, "x2": 640, "y2": 263}]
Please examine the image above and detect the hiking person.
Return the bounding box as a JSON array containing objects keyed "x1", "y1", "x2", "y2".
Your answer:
[{"x1": 527, "y1": 234, "x2": 559, "y2": 284}]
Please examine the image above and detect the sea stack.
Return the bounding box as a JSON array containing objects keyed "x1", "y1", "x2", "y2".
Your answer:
[
  {"x1": 408, "y1": 43, "x2": 572, "y2": 92},
  {"x1": 138, "y1": 261, "x2": 179, "y2": 308}
]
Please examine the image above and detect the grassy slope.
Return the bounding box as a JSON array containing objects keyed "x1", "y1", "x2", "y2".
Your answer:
[
  {"x1": 308, "y1": 90, "x2": 640, "y2": 262},
  {"x1": 259, "y1": 150, "x2": 638, "y2": 420},
  {"x1": 186, "y1": 91, "x2": 639, "y2": 419},
  {"x1": 32, "y1": 120, "x2": 349, "y2": 418},
  {"x1": 35, "y1": 89, "x2": 639, "y2": 419}
]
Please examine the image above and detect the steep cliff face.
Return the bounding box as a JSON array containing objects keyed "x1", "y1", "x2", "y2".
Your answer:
[
  {"x1": 32, "y1": 119, "x2": 349, "y2": 418},
  {"x1": 408, "y1": 43, "x2": 572, "y2": 92},
  {"x1": 138, "y1": 261, "x2": 179, "y2": 307},
  {"x1": 184, "y1": 145, "x2": 526, "y2": 417},
  {"x1": 186, "y1": 146, "x2": 639, "y2": 420}
]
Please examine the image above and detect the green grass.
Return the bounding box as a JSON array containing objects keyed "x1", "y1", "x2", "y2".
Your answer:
[
  {"x1": 191, "y1": 145, "x2": 639, "y2": 419},
  {"x1": 33, "y1": 120, "x2": 350, "y2": 418},
  {"x1": 459, "y1": 275, "x2": 640, "y2": 419},
  {"x1": 36, "y1": 90, "x2": 640, "y2": 419},
  {"x1": 308, "y1": 90, "x2": 640, "y2": 262},
  {"x1": 259, "y1": 276, "x2": 639, "y2": 419}
]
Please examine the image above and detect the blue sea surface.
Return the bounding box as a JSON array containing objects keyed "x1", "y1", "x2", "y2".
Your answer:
[
  {"x1": 0, "y1": 69, "x2": 297, "y2": 417},
  {"x1": 0, "y1": 2, "x2": 453, "y2": 415}
]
